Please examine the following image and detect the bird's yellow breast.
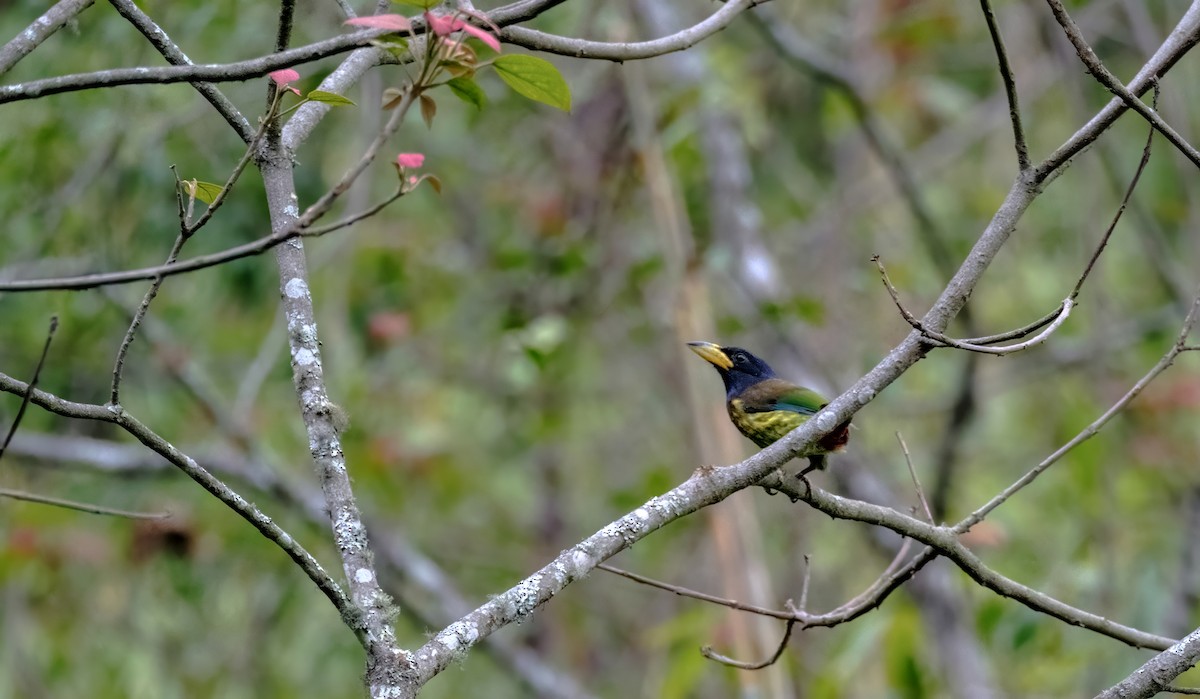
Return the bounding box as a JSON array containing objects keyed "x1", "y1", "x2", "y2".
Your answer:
[{"x1": 728, "y1": 399, "x2": 812, "y2": 451}]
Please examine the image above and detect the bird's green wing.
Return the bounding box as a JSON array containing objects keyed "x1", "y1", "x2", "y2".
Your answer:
[{"x1": 741, "y1": 379, "x2": 828, "y2": 415}]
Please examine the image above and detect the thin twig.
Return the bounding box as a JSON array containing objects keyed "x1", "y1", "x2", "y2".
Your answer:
[
  {"x1": 1043, "y1": 0, "x2": 1200, "y2": 170},
  {"x1": 826, "y1": 538, "x2": 916, "y2": 616},
  {"x1": 0, "y1": 316, "x2": 58, "y2": 463},
  {"x1": 0, "y1": 185, "x2": 413, "y2": 292},
  {"x1": 702, "y1": 620, "x2": 796, "y2": 670},
  {"x1": 956, "y1": 287, "x2": 1200, "y2": 533},
  {"x1": 873, "y1": 255, "x2": 1074, "y2": 355},
  {"x1": 109, "y1": 232, "x2": 186, "y2": 405},
  {"x1": 600, "y1": 540, "x2": 931, "y2": 631},
  {"x1": 896, "y1": 431, "x2": 934, "y2": 523},
  {"x1": 979, "y1": 0, "x2": 1029, "y2": 171},
  {"x1": 598, "y1": 563, "x2": 794, "y2": 620},
  {"x1": 185, "y1": 91, "x2": 281, "y2": 235},
  {"x1": 797, "y1": 554, "x2": 811, "y2": 612},
  {"x1": 764, "y1": 472, "x2": 1177, "y2": 650},
  {"x1": 1069, "y1": 83, "x2": 1158, "y2": 302},
  {"x1": 0, "y1": 488, "x2": 171, "y2": 519}
]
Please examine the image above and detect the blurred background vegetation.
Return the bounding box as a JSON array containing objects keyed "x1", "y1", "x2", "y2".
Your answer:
[{"x1": 2, "y1": 0, "x2": 1200, "y2": 697}]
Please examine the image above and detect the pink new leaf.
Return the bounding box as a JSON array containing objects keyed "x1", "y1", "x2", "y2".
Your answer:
[
  {"x1": 269, "y1": 68, "x2": 300, "y2": 85},
  {"x1": 396, "y1": 153, "x2": 425, "y2": 169},
  {"x1": 459, "y1": 23, "x2": 500, "y2": 52},
  {"x1": 345, "y1": 14, "x2": 412, "y2": 32},
  {"x1": 423, "y1": 11, "x2": 499, "y2": 51},
  {"x1": 424, "y1": 11, "x2": 458, "y2": 36},
  {"x1": 268, "y1": 69, "x2": 302, "y2": 95}
]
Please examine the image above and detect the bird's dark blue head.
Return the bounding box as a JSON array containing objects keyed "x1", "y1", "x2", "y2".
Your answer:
[{"x1": 687, "y1": 341, "x2": 778, "y2": 399}]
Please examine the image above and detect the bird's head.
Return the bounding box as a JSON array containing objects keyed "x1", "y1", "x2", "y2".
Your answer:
[{"x1": 687, "y1": 341, "x2": 778, "y2": 398}]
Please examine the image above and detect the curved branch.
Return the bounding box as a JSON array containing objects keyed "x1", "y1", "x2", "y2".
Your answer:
[
  {"x1": 0, "y1": 371, "x2": 359, "y2": 639},
  {"x1": 761, "y1": 473, "x2": 1177, "y2": 651},
  {"x1": 499, "y1": 0, "x2": 763, "y2": 61},
  {"x1": 957, "y1": 290, "x2": 1200, "y2": 531}
]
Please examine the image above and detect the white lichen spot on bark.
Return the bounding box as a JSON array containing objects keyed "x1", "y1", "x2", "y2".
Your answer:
[
  {"x1": 634, "y1": 507, "x2": 650, "y2": 521},
  {"x1": 512, "y1": 575, "x2": 543, "y2": 616},
  {"x1": 857, "y1": 388, "x2": 876, "y2": 405},
  {"x1": 334, "y1": 510, "x2": 367, "y2": 551},
  {"x1": 355, "y1": 568, "x2": 374, "y2": 583},
  {"x1": 284, "y1": 277, "x2": 309, "y2": 299},
  {"x1": 294, "y1": 348, "x2": 316, "y2": 366},
  {"x1": 816, "y1": 411, "x2": 837, "y2": 430},
  {"x1": 298, "y1": 324, "x2": 318, "y2": 344}
]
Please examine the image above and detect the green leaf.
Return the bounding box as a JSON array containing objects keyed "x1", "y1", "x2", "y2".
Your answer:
[
  {"x1": 447, "y1": 77, "x2": 487, "y2": 110},
  {"x1": 370, "y1": 38, "x2": 409, "y2": 61},
  {"x1": 184, "y1": 180, "x2": 224, "y2": 205},
  {"x1": 390, "y1": 0, "x2": 438, "y2": 8},
  {"x1": 306, "y1": 90, "x2": 356, "y2": 107},
  {"x1": 492, "y1": 54, "x2": 571, "y2": 111}
]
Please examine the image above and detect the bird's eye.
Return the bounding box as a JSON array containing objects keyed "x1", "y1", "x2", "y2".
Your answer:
[{"x1": 733, "y1": 353, "x2": 747, "y2": 364}]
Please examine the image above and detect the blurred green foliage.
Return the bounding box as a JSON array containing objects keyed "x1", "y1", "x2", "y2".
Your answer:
[{"x1": 3, "y1": 0, "x2": 1200, "y2": 697}]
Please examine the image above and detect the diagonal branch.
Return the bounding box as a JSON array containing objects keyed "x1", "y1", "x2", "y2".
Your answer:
[
  {"x1": 1043, "y1": 0, "x2": 1200, "y2": 170},
  {"x1": 957, "y1": 288, "x2": 1200, "y2": 532},
  {"x1": 1094, "y1": 626, "x2": 1200, "y2": 699},
  {"x1": 979, "y1": 0, "x2": 1030, "y2": 171},
  {"x1": 0, "y1": 316, "x2": 58, "y2": 464},
  {"x1": 0, "y1": 371, "x2": 358, "y2": 637},
  {"x1": 402, "y1": 6, "x2": 1200, "y2": 687},
  {"x1": 1036, "y1": 2, "x2": 1200, "y2": 179},
  {"x1": 107, "y1": 0, "x2": 252, "y2": 141},
  {"x1": 761, "y1": 473, "x2": 1177, "y2": 651},
  {"x1": 0, "y1": 0, "x2": 96, "y2": 76}
]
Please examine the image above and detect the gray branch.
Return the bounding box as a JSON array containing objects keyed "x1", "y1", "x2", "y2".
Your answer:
[
  {"x1": 0, "y1": 0, "x2": 95, "y2": 76},
  {"x1": 1093, "y1": 627, "x2": 1200, "y2": 699}
]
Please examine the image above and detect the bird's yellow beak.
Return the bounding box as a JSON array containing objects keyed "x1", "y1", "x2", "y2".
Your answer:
[{"x1": 687, "y1": 341, "x2": 733, "y2": 370}]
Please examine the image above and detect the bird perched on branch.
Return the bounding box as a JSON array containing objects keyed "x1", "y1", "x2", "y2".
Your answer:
[{"x1": 688, "y1": 341, "x2": 850, "y2": 477}]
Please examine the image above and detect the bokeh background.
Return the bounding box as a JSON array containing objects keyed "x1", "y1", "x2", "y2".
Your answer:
[{"x1": 2, "y1": 0, "x2": 1200, "y2": 697}]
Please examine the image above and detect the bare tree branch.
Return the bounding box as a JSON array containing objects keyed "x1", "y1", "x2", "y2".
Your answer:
[
  {"x1": 107, "y1": 0, "x2": 253, "y2": 141},
  {"x1": 1094, "y1": 626, "x2": 1200, "y2": 699},
  {"x1": 0, "y1": 0, "x2": 95, "y2": 76},
  {"x1": 957, "y1": 288, "x2": 1200, "y2": 531},
  {"x1": 0, "y1": 487, "x2": 170, "y2": 519},
  {"x1": 979, "y1": 0, "x2": 1030, "y2": 170},
  {"x1": 0, "y1": 371, "x2": 358, "y2": 636},
  {"x1": 1036, "y1": 2, "x2": 1200, "y2": 180},
  {"x1": 498, "y1": 0, "x2": 764, "y2": 61},
  {"x1": 1043, "y1": 0, "x2": 1200, "y2": 170},
  {"x1": 0, "y1": 316, "x2": 57, "y2": 464},
  {"x1": 762, "y1": 472, "x2": 1177, "y2": 651}
]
